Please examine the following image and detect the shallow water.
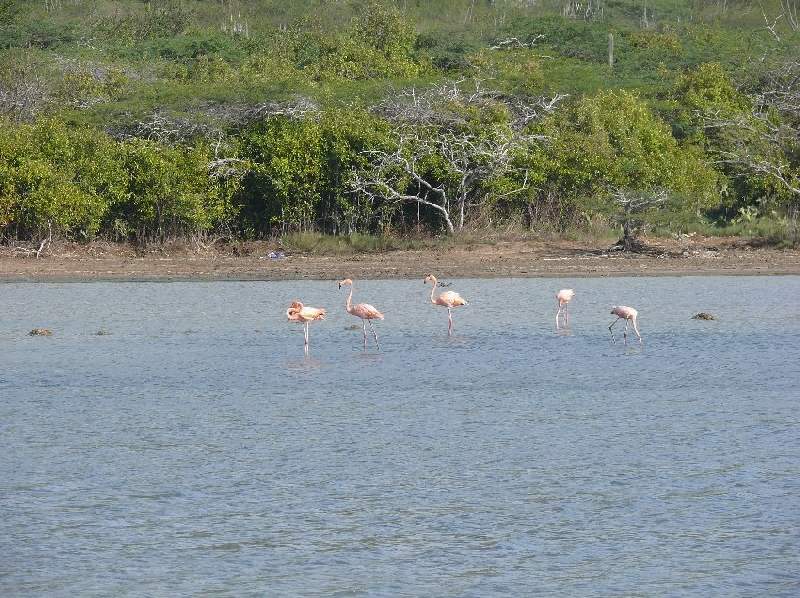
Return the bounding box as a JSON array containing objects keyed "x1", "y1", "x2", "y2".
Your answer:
[{"x1": 2, "y1": 276, "x2": 799, "y2": 596}]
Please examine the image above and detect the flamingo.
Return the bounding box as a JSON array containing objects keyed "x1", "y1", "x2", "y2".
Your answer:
[
  {"x1": 424, "y1": 274, "x2": 468, "y2": 334},
  {"x1": 338, "y1": 278, "x2": 384, "y2": 349},
  {"x1": 556, "y1": 288, "x2": 575, "y2": 329},
  {"x1": 286, "y1": 301, "x2": 326, "y2": 353},
  {"x1": 609, "y1": 305, "x2": 642, "y2": 345}
]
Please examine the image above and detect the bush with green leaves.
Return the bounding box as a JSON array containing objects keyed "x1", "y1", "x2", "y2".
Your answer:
[
  {"x1": 0, "y1": 117, "x2": 124, "y2": 241},
  {"x1": 306, "y1": 3, "x2": 430, "y2": 81},
  {"x1": 1, "y1": 1, "x2": 799, "y2": 247},
  {"x1": 235, "y1": 105, "x2": 393, "y2": 238},
  {"x1": 115, "y1": 138, "x2": 235, "y2": 244},
  {"x1": 531, "y1": 89, "x2": 718, "y2": 235}
]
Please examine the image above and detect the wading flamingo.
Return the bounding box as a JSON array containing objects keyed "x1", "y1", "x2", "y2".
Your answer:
[
  {"x1": 286, "y1": 301, "x2": 326, "y2": 353},
  {"x1": 424, "y1": 274, "x2": 468, "y2": 334},
  {"x1": 609, "y1": 305, "x2": 642, "y2": 345},
  {"x1": 556, "y1": 288, "x2": 575, "y2": 329},
  {"x1": 338, "y1": 278, "x2": 384, "y2": 349}
]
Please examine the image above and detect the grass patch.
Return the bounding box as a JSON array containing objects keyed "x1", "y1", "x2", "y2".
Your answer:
[
  {"x1": 683, "y1": 216, "x2": 795, "y2": 242},
  {"x1": 280, "y1": 227, "x2": 634, "y2": 255}
]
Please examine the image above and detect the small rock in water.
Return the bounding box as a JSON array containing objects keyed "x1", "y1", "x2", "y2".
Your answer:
[
  {"x1": 691, "y1": 312, "x2": 716, "y2": 320},
  {"x1": 29, "y1": 328, "x2": 53, "y2": 336}
]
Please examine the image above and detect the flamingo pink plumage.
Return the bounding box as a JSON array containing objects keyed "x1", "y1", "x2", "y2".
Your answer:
[
  {"x1": 286, "y1": 301, "x2": 326, "y2": 352},
  {"x1": 338, "y1": 278, "x2": 384, "y2": 349},
  {"x1": 424, "y1": 274, "x2": 467, "y2": 334},
  {"x1": 609, "y1": 305, "x2": 642, "y2": 345},
  {"x1": 556, "y1": 288, "x2": 575, "y2": 329}
]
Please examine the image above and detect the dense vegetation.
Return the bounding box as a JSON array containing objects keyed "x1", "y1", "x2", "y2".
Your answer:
[{"x1": 1, "y1": 0, "x2": 799, "y2": 249}]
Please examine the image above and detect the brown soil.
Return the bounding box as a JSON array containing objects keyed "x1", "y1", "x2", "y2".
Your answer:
[{"x1": 1, "y1": 235, "x2": 798, "y2": 281}]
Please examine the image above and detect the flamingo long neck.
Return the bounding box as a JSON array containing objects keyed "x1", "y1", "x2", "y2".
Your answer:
[
  {"x1": 428, "y1": 277, "x2": 438, "y2": 303},
  {"x1": 345, "y1": 282, "x2": 354, "y2": 312}
]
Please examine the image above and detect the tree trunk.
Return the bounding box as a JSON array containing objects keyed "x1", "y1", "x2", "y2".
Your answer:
[{"x1": 622, "y1": 202, "x2": 634, "y2": 250}]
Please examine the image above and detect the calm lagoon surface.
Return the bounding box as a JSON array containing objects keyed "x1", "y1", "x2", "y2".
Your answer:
[{"x1": 2, "y1": 275, "x2": 799, "y2": 597}]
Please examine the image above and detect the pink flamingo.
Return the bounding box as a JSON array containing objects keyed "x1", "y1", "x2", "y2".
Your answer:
[
  {"x1": 556, "y1": 288, "x2": 575, "y2": 329},
  {"x1": 609, "y1": 305, "x2": 642, "y2": 345},
  {"x1": 424, "y1": 274, "x2": 468, "y2": 334},
  {"x1": 286, "y1": 301, "x2": 326, "y2": 352},
  {"x1": 338, "y1": 278, "x2": 384, "y2": 349}
]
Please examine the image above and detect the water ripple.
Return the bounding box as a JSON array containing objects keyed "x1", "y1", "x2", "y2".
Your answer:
[{"x1": 1, "y1": 276, "x2": 799, "y2": 596}]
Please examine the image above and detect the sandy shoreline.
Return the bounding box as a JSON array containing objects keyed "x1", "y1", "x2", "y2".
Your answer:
[{"x1": 1, "y1": 237, "x2": 798, "y2": 282}]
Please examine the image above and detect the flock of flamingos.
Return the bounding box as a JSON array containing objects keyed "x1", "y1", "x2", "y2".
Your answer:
[{"x1": 285, "y1": 275, "x2": 643, "y2": 353}]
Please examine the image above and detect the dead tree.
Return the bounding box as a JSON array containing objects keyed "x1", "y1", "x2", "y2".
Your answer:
[
  {"x1": 609, "y1": 187, "x2": 668, "y2": 251},
  {"x1": 703, "y1": 61, "x2": 800, "y2": 241},
  {"x1": 352, "y1": 81, "x2": 561, "y2": 234}
]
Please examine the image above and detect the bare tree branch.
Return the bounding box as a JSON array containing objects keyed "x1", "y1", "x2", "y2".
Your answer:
[
  {"x1": 609, "y1": 187, "x2": 669, "y2": 251},
  {"x1": 350, "y1": 83, "x2": 562, "y2": 233},
  {"x1": 0, "y1": 63, "x2": 50, "y2": 120},
  {"x1": 490, "y1": 35, "x2": 544, "y2": 50},
  {"x1": 350, "y1": 141, "x2": 455, "y2": 233},
  {"x1": 702, "y1": 61, "x2": 800, "y2": 240}
]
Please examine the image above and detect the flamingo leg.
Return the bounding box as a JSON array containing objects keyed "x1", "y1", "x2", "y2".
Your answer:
[
  {"x1": 361, "y1": 320, "x2": 368, "y2": 348},
  {"x1": 304, "y1": 322, "x2": 310, "y2": 347},
  {"x1": 609, "y1": 317, "x2": 620, "y2": 344},
  {"x1": 447, "y1": 307, "x2": 453, "y2": 333},
  {"x1": 564, "y1": 304, "x2": 569, "y2": 327},
  {"x1": 632, "y1": 320, "x2": 642, "y2": 345},
  {"x1": 368, "y1": 319, "x2": 380, "y2": 349},
  {"x1": 556, "y1": 307, "x2": 562, "y2": 330},
  {"x1": 623, "y1": 319, "x2": 630, "y2": 344}
]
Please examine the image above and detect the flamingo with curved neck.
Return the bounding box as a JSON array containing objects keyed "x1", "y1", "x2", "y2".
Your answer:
[
  {"x1": 609, "y1": 305, "x2": 642, "y2": 345},
  {"x1": 556, "y1": 288, "x2": 575, "y2": 330},
  {"x1": 286, "y1": 301, "x2": 325, "y2": 353}
]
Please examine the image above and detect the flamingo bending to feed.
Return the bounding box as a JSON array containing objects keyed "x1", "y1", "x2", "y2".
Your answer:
[
  {"x1": 609, "y1": 305, "x2": 642, "y2": 345},
  {"x1": 338, "y1": 278, "x2": 384, "y2": 349},
  {"x1": 424, "y1": 274, "x2": 468, "y2": 334},
  {"x1": 286, "y1": 301, "x2": 326, "y2": 351},
  {"x1": 556, "y1": 288, "x2": 575, "y2": 329}
]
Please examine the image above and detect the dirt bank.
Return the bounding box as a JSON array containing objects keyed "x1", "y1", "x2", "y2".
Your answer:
[{"x1": 1, "y1": 235, "x2": 798, "y2": 282}]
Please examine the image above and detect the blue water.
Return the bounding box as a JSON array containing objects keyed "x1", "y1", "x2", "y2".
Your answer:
[{"x1": 2, "y1": 276, "x2": 799, "y2": 596}]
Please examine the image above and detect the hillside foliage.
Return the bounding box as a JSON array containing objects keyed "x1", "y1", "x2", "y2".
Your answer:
[{"x1": 1, "y1": 0, "x2": 799, "y2": 247}]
